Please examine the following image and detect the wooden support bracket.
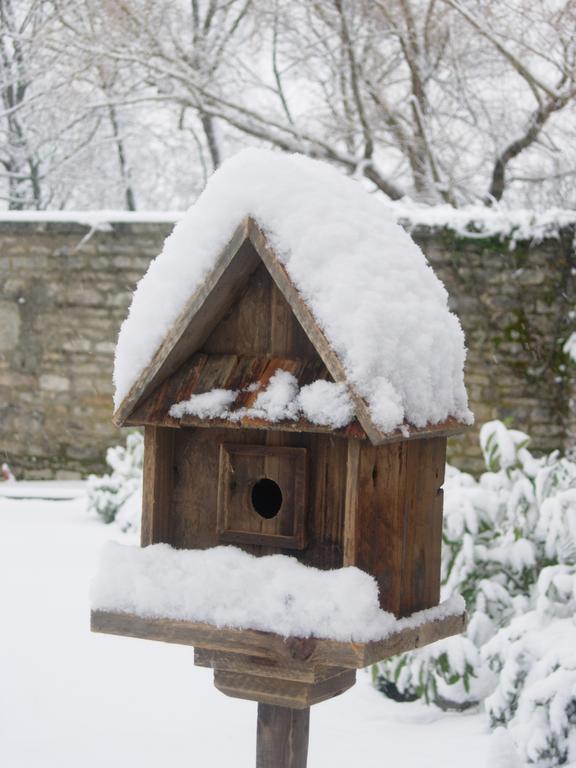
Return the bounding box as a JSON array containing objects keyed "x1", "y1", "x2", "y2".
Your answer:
[{"x1": 92, "y1": 608, "x2": 466, "y2": 767}]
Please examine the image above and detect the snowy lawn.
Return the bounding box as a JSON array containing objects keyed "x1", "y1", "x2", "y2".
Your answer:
[{"x1": 0, "y1": 485, "x2": 493, "y2": 768}]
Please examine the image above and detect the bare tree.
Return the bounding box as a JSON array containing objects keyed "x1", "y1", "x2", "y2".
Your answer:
[
  {"x1": 0, "y1": 0, "x2": 44, "y2": 208},
  {"x1": 444, "y1": 0, "x2": 576, "y2": 203},
  {"x1": 5, "y1": 0, "x2": 576, "y2": 208}
]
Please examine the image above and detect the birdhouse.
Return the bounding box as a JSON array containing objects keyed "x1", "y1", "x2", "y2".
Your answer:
[{"x1": 92, "y1": 150, "x2": 472, "y2": 767}]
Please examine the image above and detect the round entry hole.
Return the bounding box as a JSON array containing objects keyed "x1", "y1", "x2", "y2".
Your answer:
[{"x1": 251, "y1": 478, "x2": 282, "y2": 519}]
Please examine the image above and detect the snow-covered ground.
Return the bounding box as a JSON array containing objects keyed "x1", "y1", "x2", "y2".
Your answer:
[{"x1": 0, "y1": 484, "x2": 494, "y2": 767}]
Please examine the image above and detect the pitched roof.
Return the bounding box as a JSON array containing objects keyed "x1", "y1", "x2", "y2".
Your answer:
[{"x1": 113, "y1": 149, "x2": 472, "y2": 441}]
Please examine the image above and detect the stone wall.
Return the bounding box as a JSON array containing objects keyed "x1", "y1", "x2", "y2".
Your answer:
[
  {"x1": 0, "y1": 220, "x2": 172, "y2": 478},
  {"x1": 414, "y1": 226, "x2": 576, "y2": 472},
  {"x1": 0, "y1": 218, "x2": 574, "y2": 478}
]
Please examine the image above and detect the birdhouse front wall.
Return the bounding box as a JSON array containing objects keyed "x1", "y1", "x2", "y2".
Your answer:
[{"x1": 165, "y1": 425, "x2": 347, "y2": 570}]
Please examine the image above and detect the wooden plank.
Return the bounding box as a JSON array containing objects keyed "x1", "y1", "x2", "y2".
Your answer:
[
  {"x1": 203, "y1": 262, "x2": 318, "y2": 360},
  {"x1": 203, "y1": 261, "x2": 272, "y2": 355},
  {"x1": 348, "y1": 436, "x2": 448, "y2": 615},
  {"x1": 194, "y1": 649, "x2": 345, "y2": 684},
  {"x1": 256, "y1": 705, "x2": 310, "y2": 768},
  {"x1": 126, "y1": 352, "x2": 209, "y2": 427},
  {"x1": 399, "y1": 437, "x2": 447, "y2": 615},
  {"x1": 343, "y1": 439, "x2": 361, "y2": 566},
  {"x1": 176, "y1": 412, "x2": 366, "y2": 439},
  {"x1": 141, "y1": 426, "x2": 175, "y2": 546},
  {"x1": 169, "y1": 426, "x2": 238, "y2": 550},
  {"x1": 362, "y1": 610, "x2": 466, "y2": 666},
  {"x1": 214, "y1": 668, "x2": 355, "y2": 708},
  {"x1": 353, "y1": 441, "x2": 406, "y2": 614},
  {"x1": 91, "y1": 607, "x2": 466, "y2": 669},
  {"x1": 113, "y1": 221, "x2": 258, "y2": 426}
]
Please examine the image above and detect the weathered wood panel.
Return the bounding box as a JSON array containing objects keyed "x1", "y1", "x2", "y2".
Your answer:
[
  {"x1": 203, "y1": 261, "x2": 319, "y2": 360},
  {"x1": 169, "y1": 427, "x2": 346, "y2": 567},
  {"x1": 256, "y1": 705, "x2": 310, "y2": 768},
  {"x1": 349, "y1": 436, "x2": 447, "y2": 615},
  {"x1": 400, "y1": 437, "x2": 446, "y2": 614},
  {"x1": 91, "y1": 607, "x2": 467, "y2": 668},
  {"x1": 141, "y1": 426, "x2": 175, "y2": 546},
  {"x1": 194, "y1": 649, "x2": 345, "y2": 683},
  {"x1": 215, "y1": 667, "x2": 355, "y2": 709}
]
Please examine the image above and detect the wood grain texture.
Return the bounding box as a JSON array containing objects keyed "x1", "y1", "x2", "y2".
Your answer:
[
  {"x1": 203, "y1": 261, "x2": 318, "y2": 360},
  {"x1": 169, "y1": 428, "x2": 346, "y2": 568},
  {"x1": 194, "y1": 649, "x2": 345, "y2": 684},
  {"x1": 348, "y1": 436, "x2": 447, "y2": 615},
  {"x1": 214, "y1": 667, "x2": 355, "y2": 708},
  {"x1": 256, "y1": 705, "x2": 310, "y2": 768},
  {"x1": 91, "y1": 608, "x2": 467, "y2": 668},
  {"x1": 400, "y1": 437, "x2": 446, "y2": 615},
  {"x1": 141, "y1": 426, "x2": 175, "y2": 546},
  {"x1": 343, "y1": 439, "x2": 361, "y2": 566}
]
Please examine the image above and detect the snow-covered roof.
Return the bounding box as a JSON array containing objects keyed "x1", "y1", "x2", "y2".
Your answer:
[{"x1": 113, "y1": 149, "x2": 472, "y2": 438}]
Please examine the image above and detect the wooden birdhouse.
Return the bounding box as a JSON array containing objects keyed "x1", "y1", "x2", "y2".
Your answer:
[{"x1": 92, "y1": 150, "x2": 471, "y2": 767}]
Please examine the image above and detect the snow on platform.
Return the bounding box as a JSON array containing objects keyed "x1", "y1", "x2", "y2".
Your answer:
[{"x1": 92, "y1": 541, "x2": 465, "y2": 643}]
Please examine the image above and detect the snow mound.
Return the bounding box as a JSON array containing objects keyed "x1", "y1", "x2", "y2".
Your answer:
[
  {"x1": 113, "y1": 148, "x2": 471, "y2": 434},
  {"x1": 169, "y1": 371, "x2": 356, "y2": 428},
  {"x1": 91, "y1": 542, "x2": 465, "y2": 643}
]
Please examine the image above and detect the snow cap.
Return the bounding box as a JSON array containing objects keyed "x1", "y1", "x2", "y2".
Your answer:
[{"x1": 113, "y1": 148, "x2": 472, "y2": 434}]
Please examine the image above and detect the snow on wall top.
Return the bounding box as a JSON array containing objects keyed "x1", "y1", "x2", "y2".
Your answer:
[
  {"x1": 2, "y1": 203, "x2": 574, "y2": 244},
  {"x1": 113, "y1": 148, "x2": 472, "y2": 433},
  {"x1": 386, "y1": 200, "x2": 576, "y2": 246}
]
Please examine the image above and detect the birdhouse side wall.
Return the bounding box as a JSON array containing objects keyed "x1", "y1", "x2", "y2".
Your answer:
[{"x1": 343, "y1": 436, "x2": 447, "y2": 617}]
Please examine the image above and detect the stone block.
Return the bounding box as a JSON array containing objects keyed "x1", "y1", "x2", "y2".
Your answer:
[
  {"x1": 0, "y1": 300, "x2": 20, "y2": 352},
  {"x1": 39, "y1": 374, "x2": 70, "y2": 392}
]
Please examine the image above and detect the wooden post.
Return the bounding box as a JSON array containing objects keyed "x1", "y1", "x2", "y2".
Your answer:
[{"x1": 256, "y1": 704, "x2": 310, "y2": 768}]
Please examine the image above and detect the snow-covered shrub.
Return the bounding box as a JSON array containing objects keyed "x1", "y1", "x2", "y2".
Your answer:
[
  {"x1": 87, "y1": 432, "x2": 143, "y2": 532},
  {"x1": 483, "y1": 566, "x2": 576, "y2": 766},
  {"x1": 375, "y1": 421, "x2": 576, "y2": 765}
]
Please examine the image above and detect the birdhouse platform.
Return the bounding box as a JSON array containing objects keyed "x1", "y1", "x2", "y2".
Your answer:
[{"x1": 92, "y1": 607, "x2": 466, "y2": 708}]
